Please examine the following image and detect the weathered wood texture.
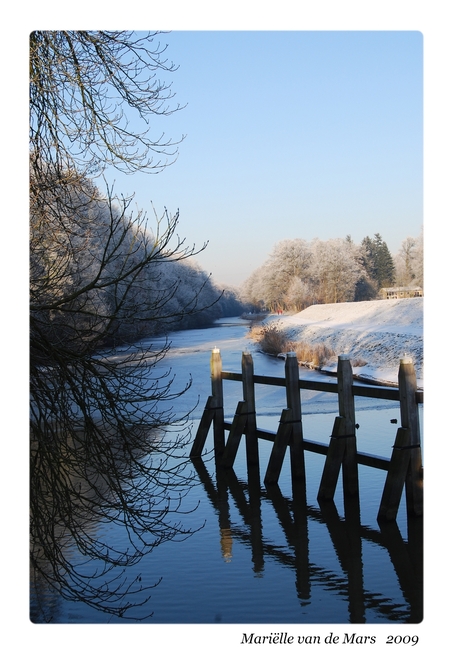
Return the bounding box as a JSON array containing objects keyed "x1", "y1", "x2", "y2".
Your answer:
[
  {"x1": 211, "y1": 348, "x2": 225, "y2": 457},
  {"x1": 285, "y1": 353, "x2": 306, "y2": 483},
  {"x1": 318, "y1": 355, "x2": 359, "y2": 501},
  {"x1": 242, "y1": 351, "x2": 258, "y2": 467},
  {"x1": 190, "y1": 395, "x2": 215, "y2": 459},
  {"x1": 378, "y1": 427, "x2": 412, "y2": 521},
  {"x1": 264, "y1": 408, "x2": 293, "y2": 485},
  {"x1": 191, "y1": 350, "x2": 423, "y2": 520},
  {"x1": 337, "y1": 355, "x2": 359, "y2": 497},
  {"x1": 378, "y1": 358, "x2": 423, "y2": 520},
  {"x1": 317, "y1": 416, "x2": 348, "y2": 501},
  {"x1": 221, "y1": 400, "x2": 248, "y2": 468}
]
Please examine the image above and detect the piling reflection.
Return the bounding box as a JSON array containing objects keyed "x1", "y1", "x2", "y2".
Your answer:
[
  {"x1": 219, "y1": 528, "x2": 233, "y2": 563},
  {"x1": 378, "y1": 516, "x2": 423, "y2": 623},
  {"x1": 191, "y1": 457, "x2": 422, "y2": 624},
  {"x1": 318, "y1": 498, "x2": 365, "y2": 623},
  {"x1": 266, "y1": 480, "x2": 310, "y2": 601}
]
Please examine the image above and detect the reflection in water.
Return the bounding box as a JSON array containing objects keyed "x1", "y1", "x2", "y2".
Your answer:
[
  {"x1": 219, "y1": 529, "x2": 233, "y2": 562},
  {"x1": 30, "y1": 424, "x2": 199, "y2": 623},
  {"x1": 32, "y1": 319, "x2": 423, "y2": 623},
  {"x1": 318, "y1": 498, "x2": 364, "y2": 623},
  {"x1": 192, "y1": 456, "x2": 422, "y2": 624}
]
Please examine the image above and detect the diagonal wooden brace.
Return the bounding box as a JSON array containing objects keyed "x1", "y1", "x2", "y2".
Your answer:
[
  {"x1": 190, "y1": 395, "x2": 217, "y2": 458},
  {"x1": 378, "y1": 427, "x2": 413, "y2": 521},
  {"x1": 221, "y1": 401, "x2": 249, "y2": 468},
  {"x1": 264, "y1": 408, "x2": 294, "y2": 485},
  {"x1": 317, "y1": 416, "x2": 348, "y2": 501}
]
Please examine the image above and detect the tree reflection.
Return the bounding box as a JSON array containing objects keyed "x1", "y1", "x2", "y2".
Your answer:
[
  {"x1": 29, "y1": 31, "x2": 214, "y2": 623},
  {"x1": 31, "y1": 422, "x2": 199, "y2": 622}
]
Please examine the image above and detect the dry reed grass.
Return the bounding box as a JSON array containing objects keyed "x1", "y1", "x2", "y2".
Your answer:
[{"x1": 248, "y1": 323, "x2": 337, "y2": 368}]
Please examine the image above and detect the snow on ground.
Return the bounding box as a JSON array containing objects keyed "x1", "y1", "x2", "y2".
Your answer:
[{"x1": 268, "y1": 297, "x2": 423, "y2": 388}]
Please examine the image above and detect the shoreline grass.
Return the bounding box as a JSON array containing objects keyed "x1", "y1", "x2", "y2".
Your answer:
[
  {"x1": 248, "y1": 322, "x2": 367, "y2": 370},
  {"x1": 248, "y1": 323, "x2": 335, "y2": 368}
]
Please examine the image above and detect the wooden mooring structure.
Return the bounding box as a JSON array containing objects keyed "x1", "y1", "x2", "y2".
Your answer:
[{"x1": 190, "y1": 349, "x2": 423, "y2": 522}]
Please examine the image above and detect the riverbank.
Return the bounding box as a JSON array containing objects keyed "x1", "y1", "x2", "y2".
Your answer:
[{"x1": 251, "y1": 298, "x2": 423, "y2": 388}]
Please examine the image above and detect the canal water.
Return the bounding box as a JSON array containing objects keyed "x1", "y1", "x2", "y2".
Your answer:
[{"x1": 30, "y1": 317, "x2": 423, "y2": 624}]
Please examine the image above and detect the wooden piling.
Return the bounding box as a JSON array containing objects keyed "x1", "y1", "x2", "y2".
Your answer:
[
  {"x1": 190, "y1": 395, "x2": 215, "y2": 458},
  {"x1": 318, "y1": 356, "x2": 358, "y2": 500},
  {"x1": 264, "y1": 408, "x2": 293, "y2": 484},
  {"x1": 242, "y1": 351, "x2": 259, "y2": 468},
  {"x1": 399, "y1": 357, "x2": 423, "y2": 517},
  {"x1": 317, "y1": 416, "x2": 348, "y2": 500},
  {"x1": 377, "y1": 427, "x2": 412, "y2": 521},
  {"x1": 337, "y1": 355, "x2": 359, "y2": 497},
  {"x1": 221, "y1": 400, "x2": 248, "y2": 468},
  {"x1": 211, "y1": 348, "x2": 225, "y2": 458},
  {"x1": 378, "y1": 358, "x2": 423, "y2": 520},
  {"x1": 191, "y1": 348, "x2": 423, "y2": 520},
  {"x1": 285, "y1": 352, "x2": 306, "y2": 483},
  {"x1": 264, "y1": 353, "x2": 306, "y2": 486}
]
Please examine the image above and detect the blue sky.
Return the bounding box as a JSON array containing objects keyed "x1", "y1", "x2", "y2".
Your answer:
[
  {"x1": 103, "y1": 31, "x2": 423, "y2": 287},
  {"x1": 4, "y1": 3, "x2": 458, "y2": 651}
]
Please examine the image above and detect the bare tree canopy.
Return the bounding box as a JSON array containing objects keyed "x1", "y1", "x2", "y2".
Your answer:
[
  {"x1": 29, "y1": 31, "x2": 215, "y2": 621},
  {"x1": 30, "y1": 30, "x2": 184, "y2": 176}
]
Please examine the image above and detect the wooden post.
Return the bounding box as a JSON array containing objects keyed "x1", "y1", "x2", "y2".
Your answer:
[
  {"x1": 264, "y1": 408, "x2": 293, "y2": 484},
  {"x1": 318, "y1": 355, "x2": 358, "y2": 501},
  {"x1": 221, "y1": 401, "x2": 248, "y2": 468},
  {"x1": 337, "y1": 355, "x2": 359, "y2": 497},
  {"x1": 211, "y1": 348, "x2": 225, "y2": 458},
  {"x1": 242, "y1": 351, "x2": 259, "y2": 468},
  {"x1": 378, "y1": 357, "x2": 423, "y2": 520},
  {"x1": 285, "y1": 352, "x2": 306, "y2": 483},
  {"x1": 398, "y1": 357, "x2": 423, "y2": 517},
  {"x1": 377, "y1": 427, "x2": 412, "y2": 521},
  {"x1": 317, "y1": 415, "x2": 348, "y2": 500},
  {"x1": 190, "y1": 395, "x2": 215, "y2": 458}
]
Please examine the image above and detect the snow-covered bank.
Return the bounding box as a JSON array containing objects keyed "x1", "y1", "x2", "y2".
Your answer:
[{"x1": 266, "y1": 298, "x2": 423, "y2": 388}]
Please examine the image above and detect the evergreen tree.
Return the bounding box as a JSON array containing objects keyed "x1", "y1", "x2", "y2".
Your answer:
[
  {"x1": 360, "y1": 234, "x2": 395, "y2": 289},
  {"x1": 373, "y1": 233, "x2": 395, "y2": 287}
]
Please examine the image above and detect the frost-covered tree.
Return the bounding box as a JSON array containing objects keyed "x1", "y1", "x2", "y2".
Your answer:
[
  {"x1": 29, "y1": 166, "x2": 218, "y2": 621},
  {"x1": 308, "y1": 238, "x2": 362, "y2": 304},
  {"x1": 394, "y1": 229, "x2": 423, "y2": 287},
  {"x1": 241, "y1": 266, "x2": 268, "y2": 310},
  {"x1": 241, "y1": 239, "x2": 311, "y2": 311},
  {"x1": 29, "y1": 31, "x2": 216, "y2": 621},
  {"x1": 284, "y1": 276, "x2": 311, "y2": 311},
  {"x1": 411, "y1": 229, "x2": 424, "y2": 287},
  {"x1": 242, "y1": 237, "x2": 364, "y2": 310}
]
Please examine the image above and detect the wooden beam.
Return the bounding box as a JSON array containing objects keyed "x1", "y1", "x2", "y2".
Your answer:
[
  {"x1": 242, "y1": 351, "x2": 259, "y2": 468},
  {"x1": 264, "y1": 408, "x2": 293, "y2": 485},
  {"x1": 378, "y1": 427, "x2": 412, "y2": 521},
  {"x1": 190, "y1": 396, "x2": 215, "y2": 458},
  {"x1": 221, "y1": 401, "x2": 248, "y2": 468},
  {"x1": 285, "y1": 352, "x2": 306, "y2": 484},
  {"x1": 317, "y1": 416, "x2": 347, "y2": 501},
  {"x1": 211, "y1": 348, "x2": 225, "y2": 458},
  {"x1": 398, "y1": 358, "x2": 423, "y2": 517},
  {"x1": 338, "y1": 356, "x2": 359, "y2": 498}
]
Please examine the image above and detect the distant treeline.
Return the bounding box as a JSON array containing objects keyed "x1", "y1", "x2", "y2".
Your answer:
[
  {"x1": 241, "y1": 232, "x2": 423, "y2": 312},
  {"x1": 30, "y1": 171, "x2": 248, "y2": 356},
  {"x1": 31, "y1": 165, "x2": 422, "y2": 355}
]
